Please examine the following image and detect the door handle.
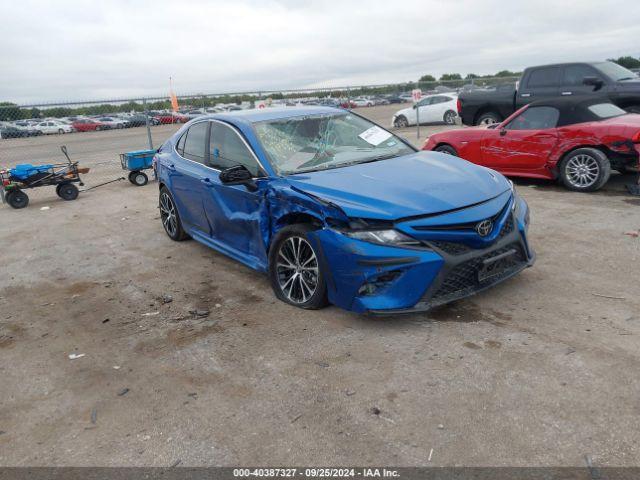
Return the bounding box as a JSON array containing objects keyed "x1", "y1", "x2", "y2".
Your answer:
[
  {"x1": 166, "y1": 163, "x2": 176, "y2": 171},
  {"x1": 561, "y1": 91, "x2": 573, "y2": 96},
  {"x1": 520, "y1": 93, "x2": 531, "y2": 98},
  {"x1": 200, "y1": 178, "x2": 212, "y2": 184}
]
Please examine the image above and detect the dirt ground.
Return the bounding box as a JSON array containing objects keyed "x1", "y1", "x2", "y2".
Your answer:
[{"x1": 1, "y1": 105, "x2": 639, "y2": 467}]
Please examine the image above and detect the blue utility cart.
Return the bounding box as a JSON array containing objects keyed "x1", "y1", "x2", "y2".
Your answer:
[{"x1": 120, "y1": 149, "x2": 156, "y2": 186}]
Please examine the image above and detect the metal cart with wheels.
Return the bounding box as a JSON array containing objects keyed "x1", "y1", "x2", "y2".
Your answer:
[
  {"x1": 0, "y1": 146, "x2": 89, "y2": 209},
  {"x1": 120, "y1": 149, "x2": 156, "y2": 186}
]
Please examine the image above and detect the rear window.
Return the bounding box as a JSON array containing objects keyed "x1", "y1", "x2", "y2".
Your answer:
[{"x1": 587, "y1": 103, "x2": 627, "y2": 119}]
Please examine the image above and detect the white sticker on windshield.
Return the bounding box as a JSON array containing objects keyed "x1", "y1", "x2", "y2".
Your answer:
[{"x1": 358, "y1": 126, "x2": 392, "y2": 146}]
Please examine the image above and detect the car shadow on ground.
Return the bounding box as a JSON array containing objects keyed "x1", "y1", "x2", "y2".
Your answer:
[{"x1": 512, "y1": 171, "x2": 637, "y2": 196}]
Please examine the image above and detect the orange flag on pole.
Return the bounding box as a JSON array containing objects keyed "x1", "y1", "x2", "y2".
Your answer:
[{"x1": 169, "y1": 77, "x2": 179, "y2": 112}]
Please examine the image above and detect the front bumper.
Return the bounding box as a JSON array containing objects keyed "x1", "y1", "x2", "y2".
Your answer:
[{"x1": 311, "y1": 198, "x2": 534, "y2": 315}]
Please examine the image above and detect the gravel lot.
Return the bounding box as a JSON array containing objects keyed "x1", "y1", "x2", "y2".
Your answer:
[{"x1": 1, "y1": 104, "x2": 639, "y2": 467}]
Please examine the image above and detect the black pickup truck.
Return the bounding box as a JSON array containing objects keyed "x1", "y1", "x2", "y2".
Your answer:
[{"x1": 458, "y1": 61, "x2": 640, "y2": 126}]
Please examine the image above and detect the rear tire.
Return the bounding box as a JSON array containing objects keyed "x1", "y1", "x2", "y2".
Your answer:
[
  {"x1": 159, "y1": 187, "x2": 189, "y2": 241},
  {"x1": 443, "y1": 110, "x2": 457, "y2": 125},
  {"x1": 268, "y1": 224, "x2": 328, "y2": 310},
  {"x1": 57, "y1": 183, "x2": 79, "y2": 201},
  {"x1": 559, "y1": 148, "x2": 611, "y2": 192},
  {"x1": 6, "y1": 189, "x2": 29, "y2": 209},
  {"x1": 476, "y1": 112, "x2": 501, "y2": 126},
  {"x1": 434, "y1": 144, "x2": 458, "y2": 156}
]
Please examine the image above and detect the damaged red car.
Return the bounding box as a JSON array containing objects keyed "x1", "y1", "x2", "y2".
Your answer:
[{"x1": 423, "y1": 98, "x2": 640, "y2": 191}]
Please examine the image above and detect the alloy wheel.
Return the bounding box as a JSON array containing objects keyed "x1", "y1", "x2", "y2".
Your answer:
[
  {"x1": 160, "y1": 192, "x2": 177, "y2": 237},
  {"x1": 444, "y1": 112, "x2": 456, "y2": 125},
  {"x1": 395, "y1": 117, "x2": 408, "y2": 128},
  {"x1": 276, "y1": 236, "x2": 319, "y2": 304},
  {"x1": 565, "y1": 154, "x2": 600, "y2": 188}
]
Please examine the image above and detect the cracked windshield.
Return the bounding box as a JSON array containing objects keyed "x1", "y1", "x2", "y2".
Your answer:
[{"x1": 254, "y1": 112, "x2": 415, "y2": 174}]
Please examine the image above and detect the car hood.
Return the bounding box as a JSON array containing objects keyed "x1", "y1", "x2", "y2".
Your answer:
[
  {"x1": 285, "y1": 151, "x2": 510, "y2": 220},
  {"x1": 393, "y1": 107, "x2": 412, "y2": 117}
]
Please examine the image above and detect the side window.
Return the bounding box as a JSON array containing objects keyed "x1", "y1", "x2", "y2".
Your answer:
[
  {"x1": 176, "y1": 131, "x2": 187, "y2": 156},
  {"x1": 506, "y1": 106, "x2": 559, "y2": 130},
  {"x1": 418, "y1": 97, "x2": 432, "y2": 106},
  {"x1": 563, "y1": 64, "x2": 600, "y2": 86},
  {"x1": 182, "y1": 122, "x2": 208, "y2": 163},
  {"x1": 209, "y1": 123, "x2": 261, "y2": 176},
  {"x1": 526, "y1": 67, "x2": 560, "y2": 88}
]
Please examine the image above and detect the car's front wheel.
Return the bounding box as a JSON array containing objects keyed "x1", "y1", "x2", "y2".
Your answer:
[
  {"x1": 394, "y1": 115, "x2": 409, "y2": 128},
  {"x1": 435, "y1": 144, "x2": 458, "y2": 156},
  {"x1": 559, "y1": 148, "x2": 611, "y2": 192},
  {"x1": 159, "y1": 186, "x2": 189, "y2": 241},
  {"x1": 269, "y1": 224, "x2": 328, "y2": 310}
]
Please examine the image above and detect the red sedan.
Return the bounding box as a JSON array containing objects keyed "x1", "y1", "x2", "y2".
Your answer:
[
  {"x1": 153, "y1": 112, "x2": 189, "y2": 124},
  {"x1": 72, "y1": 118, "x2": 109, "y2": 132},
  {"x1": 423, "y1": 98, "x2": 640, "y2": 191}
]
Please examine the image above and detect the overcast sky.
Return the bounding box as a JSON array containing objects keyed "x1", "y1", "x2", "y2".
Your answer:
[{"x1": 2, "y1": 0, "x2": 639, "y2": 104}]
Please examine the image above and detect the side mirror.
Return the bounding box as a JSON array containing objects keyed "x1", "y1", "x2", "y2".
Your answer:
[
  {"x1": 412, "y1": 104, "x2": 418, "y2": 109},
  {"x1": 499, "y1": 128, "x2": 507, "y2": 136},
  {"x1": 582, "y1": 76, "x2": 604, "y2": 91},
  {"x1": 219, "y1": 165, "x2": 257, "y2": 191}
]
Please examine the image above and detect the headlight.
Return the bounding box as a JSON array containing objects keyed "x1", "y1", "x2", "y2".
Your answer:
[
  {"x1": 509, "y1": 180, "x2": 517, "y2": 211},
  {"x1": 343, "y1": 229, "x2": 421, "y2": 247}
]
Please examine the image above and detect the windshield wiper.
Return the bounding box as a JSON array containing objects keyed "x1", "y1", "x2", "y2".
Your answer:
[{"x1": 286, "y1": 153, "x2": 400, "y2": 175}]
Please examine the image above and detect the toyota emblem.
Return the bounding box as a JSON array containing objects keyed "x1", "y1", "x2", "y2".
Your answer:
[{"x1": 475, "y1": 219, "x2": 493, "y2": 237}]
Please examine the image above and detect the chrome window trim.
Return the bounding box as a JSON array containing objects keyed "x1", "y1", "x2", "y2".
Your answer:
[{"x1": 172, "y1": 118, "x2": 269, "y2": 179}]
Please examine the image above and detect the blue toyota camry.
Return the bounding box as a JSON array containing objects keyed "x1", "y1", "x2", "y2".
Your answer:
[{"x1": 154, "y1": 106, "x2": 534, "y2": 314}]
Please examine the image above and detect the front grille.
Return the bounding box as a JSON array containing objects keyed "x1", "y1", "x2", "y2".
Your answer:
[
  {"x1": 427, "y1": 214, "x2": 514, "y2": 256},
  {"x1": 429, "y1": 240, "x2": 471, "y2": 255},
  {"x1": 429, "y1": 244, "x2": 524, "y2": 302}
]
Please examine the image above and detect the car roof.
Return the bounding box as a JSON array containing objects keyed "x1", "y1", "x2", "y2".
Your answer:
[
  {"x1": 526, "y1": 61, "x2": 603, "y2": 69},
  {"x1": 526, "y1": 96, "x2": 621, "y2": 126},
  {"x1": 201, "y1": 106, "x2": 345, "y2": 125}
]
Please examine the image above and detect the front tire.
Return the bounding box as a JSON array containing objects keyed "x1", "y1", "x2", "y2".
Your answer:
[
  {"x1": 269, "y1": 224, "x2": 328, "y2": 310},
  {"x1": 57, "y1": 183, "x2": 79, "y2": 201},
  {"x1": 435, "y1": 144, "x2": 458, "y2": 156},
  {"x1": 394, "y1": 115, "x2": 409, "y2": 128},
  {"x1": 559, "y1": 148, "x2": 611, "y2": 192},
  {"x1": 159, "y1": 187, "x2": 189, "y2": 241}
]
